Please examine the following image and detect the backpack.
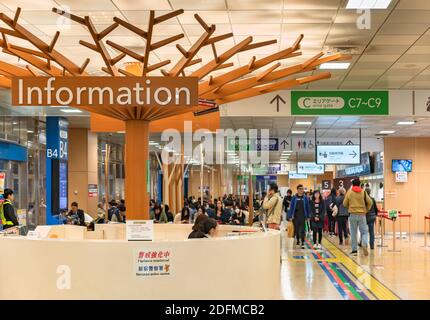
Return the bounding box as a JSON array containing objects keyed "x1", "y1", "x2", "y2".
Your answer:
[{"x1": 366, "y1": 198, "x2": 377, "y2": 224}]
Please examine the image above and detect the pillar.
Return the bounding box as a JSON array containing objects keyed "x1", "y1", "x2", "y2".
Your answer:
[
  {"x1": 68, "y1": 128, "x2": 98, "y2": 217},
  {"x1": 125, "y1": 120, "x2": 150, "y2": 220}
]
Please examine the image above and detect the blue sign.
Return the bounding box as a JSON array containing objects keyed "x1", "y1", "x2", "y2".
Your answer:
[
  {"x1": 289, "y1": 171, "x2": 308, "y2": 179},
  {"x1": 254, "y1": 138, "x2": 278, "y2": 151},
  {"x1": 0, "y1": 141, "x2": 27, "y2": 162},
  {"x1": 46, "y1": 117, "x2": 69, "y2": 225}
]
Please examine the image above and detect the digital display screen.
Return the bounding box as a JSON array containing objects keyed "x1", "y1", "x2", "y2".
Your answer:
[
  {"x1": 59, "y1": 161, "x2": 68, "y2": 210},
  {"x1": 392, "y1": 159, "x2": 412, "y2": 172}
]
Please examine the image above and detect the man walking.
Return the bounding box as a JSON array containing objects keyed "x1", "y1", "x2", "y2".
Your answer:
[
  {"x1": 343, "y1": 179, "x2": 372, "y2": 256},
  {"x1": 287, "y1": 185, "x2": 311, "y2": 249}
]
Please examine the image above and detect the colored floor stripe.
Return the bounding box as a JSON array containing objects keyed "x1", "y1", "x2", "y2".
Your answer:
[
  {"x1": 317, "y1": 261, "x2": 351, "y2": 300},
  {"x1": 322, "y1": 237, "x2": 400, "y2": 300},
  {"x1": 331, "y1": 263, "x2": 369, "y2": 300},
  {"x1": 304, "y1": 239, "x2": 357, "y2": 300}
]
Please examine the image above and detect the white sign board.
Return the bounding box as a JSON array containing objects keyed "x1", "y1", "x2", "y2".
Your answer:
[
  {"x1": 317, "y1": 145, "x2": 361, "y2": 164},
  {"x1": 297, "y1": 162, "x2": 325, "y2": 174},
  {"x1": 135, "y1": 248, "x2": 172, "y2": 277},
  {"x1": 34, "y1": 225, "x2": 52, "y2": 239},
  {"x1": 289, "y1": 171, "x2": 308, "y2": 179},
  {"x1": 395, "y1": 172, "x2": 408, "y2": 183},
  {"x1": 126, "y1": 220, "x2": 154, "y2": 241}
]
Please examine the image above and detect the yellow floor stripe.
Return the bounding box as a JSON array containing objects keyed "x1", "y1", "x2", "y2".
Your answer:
[{"x1": 322, "y1": 238, "x2": 400, "y2": 300}]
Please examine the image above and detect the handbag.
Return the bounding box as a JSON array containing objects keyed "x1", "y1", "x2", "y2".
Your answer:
[
  {"x1": 287, "y1": 220, "x2": 294, "y2": 238},
  {"x1": 332, "y1": 204, "x2": 338, "y2": 217}
]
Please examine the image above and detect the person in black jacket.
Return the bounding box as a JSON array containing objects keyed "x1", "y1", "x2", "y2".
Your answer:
[
  {"x1": 283, "y1": 189, "x2": 293, "y2": 215},
  {"x1": 335, "y1": 188, "x2": 349, "y2": 245},
  {"x1": 365, "y1": 188, "x2": 378, "y2": 250},
  {"x1": 325, "y1": 188, "x2": 337, "y2": 236},
  {"x1": 231, "y1": 205, "x2": 245, "y2": 225},
  {"x1": 68, "y1": 202, "x2": 86, "y2": 226},
  {"x1": 188, "y1": 214, "x2": 209, "y2": 238},
  {"x1": 107, "y1": 200, "x2": 121, "y2": 223},
  {"x1": 1, "y1": 189, "x2": 19, "y2": 229},
  {"x1": 215, "y1": 200, "x2": 231, "y2": 224},
  {"x1": 310, "y1": 190, "x2": 326, "y2": 249},
  {"x1": 189, "y1": 218, "x2": 219, "y2": 239}
]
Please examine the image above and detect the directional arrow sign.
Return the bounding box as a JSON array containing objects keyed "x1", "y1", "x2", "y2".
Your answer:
[
  {"x1": 270, "y1": 94, "x2": 286, "y2": 112},
  {"x1": 316, "y1": 145, "x2": 361, "y2": 164}
]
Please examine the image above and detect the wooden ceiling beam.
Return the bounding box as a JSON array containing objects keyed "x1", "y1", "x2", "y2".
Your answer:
[
  {"x1": 0, "y1": 60, "x2": 32, "y2": 77},
  {"x1": 0, "y1": 76, "x2": 11, "y2": 88}
]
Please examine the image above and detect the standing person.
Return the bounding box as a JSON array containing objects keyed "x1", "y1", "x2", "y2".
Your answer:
[
  {"x1": 287, "y1": 185, "x2": 311, "y2": 249},
  {"x1": 310, "y1": 190, "x2": 326, "y2": 249},
  {"x1": 262, "y1": 183, "x2": 283, "y2": 230},
  {"x1": 325, "y1": 188, "x2": 337, "y2": 236},
  {"x1": 343, "y1": 179, "x2": 372, "y2": 256},
  {"x1": 335, "y1": 188, "x2": 349, "y2": 246},
  {"x1": 108, "y1": 200, "x2": 121, "y2": 223},
  {"x1": 0, "y1": 189, "x2": 18, "y2": 229},
  {"x1": 283, "y1": 189, "x2": 293, "y2": 216},
  {"x1": 68, "y1": 202, "x2": 86, "y2": 226},
  {"x1": 118, "y1": 199, "x2": 126, "y2": 222},
  {"x1": 365, "y1": 188, "x2": 378, "y2": 250}
]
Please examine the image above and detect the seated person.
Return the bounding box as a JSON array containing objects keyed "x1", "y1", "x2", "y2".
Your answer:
[
  {"x1": 206, "y1": 204, "x2": 215, "y2": 219},
  {"x1": 164, "y1": 204, "x2": 174, "y2": 223},
  {"x1": 215, "y1": 200, "x2": 231, "y2": 224},
  {"x1": 150, "y1": 204, "x2": 168, "y2": 223},
  {"x1": 68, "y1": 202, "x2": 86, "y2": 226},
  {"x1": 174, "y1": 206, "x2": 191, "y2": 224},
  {"x1": 188, "y1": 214, "x2": 209, "y2": 239},
  {"x1": 188, "y1": 218, "x2": 219, "y2": 239},
  {"x1": 94, "y1": 202, "x2": 105, "y2": 224},
  {"x1": 231, "y1": 205, "x2": 245, "y2": 225},
  {"x1": 194, "y1": 206, "x2": 208, "y2": 220}
]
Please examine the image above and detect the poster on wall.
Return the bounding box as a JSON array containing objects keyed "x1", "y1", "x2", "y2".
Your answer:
[
  {"x1": 395, "y1": 172, "x2": 408, "y2": 183},
  {"x1": 88, "y1": 184, "x2": 98, "y2": 198},
  {"x1": 0, "y1": 172, "x2": 5, "y2": 194},
  {"x1": 135, "y1": 248, "x2": 172, "y2": 277},
  {"x1": 126, "y1": 220, "x2": 154, "y2": 241}
]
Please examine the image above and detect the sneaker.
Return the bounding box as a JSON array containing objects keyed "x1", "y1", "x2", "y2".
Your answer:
[
  {"x1": 301, "y1": 244, "x2": 305, "y2": 249},
  {"x1": 350, "y1": 251, "x2": 358, "y2": 256},
  {"x1": 358, "y1": 242, "x2": 362, "y2": 247},
  {"x1": 370, "y1": 246, "x2": 374, "y2": 250},
  {"x1": 362, "y1": 247, "x2": 369, "y2": 256},
  {"x1": 318, "y1": 244, "x2": 322, "y2": 250}
]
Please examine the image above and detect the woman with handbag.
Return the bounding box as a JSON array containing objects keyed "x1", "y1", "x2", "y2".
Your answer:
[{"x1": 310, "y1": 190, "x2": 326, "y2": 250}]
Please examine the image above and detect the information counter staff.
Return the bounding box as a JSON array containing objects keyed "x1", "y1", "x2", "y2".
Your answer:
[{"x1": 0, "y1": 189, "x2": 19, "y2": 229}]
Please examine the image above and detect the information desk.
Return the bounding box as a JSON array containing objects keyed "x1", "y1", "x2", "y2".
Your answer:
[{"x1": 0, "y1": 224, "x2": 280, "y2": 300}]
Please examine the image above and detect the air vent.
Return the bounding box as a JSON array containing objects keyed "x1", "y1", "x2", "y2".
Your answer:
[
  {"x1": 323, "y1": 46, "x2": 361, "y2": 55},
  {"x1": 375, "y1": 133, "x2": 388, "y2": 137}
]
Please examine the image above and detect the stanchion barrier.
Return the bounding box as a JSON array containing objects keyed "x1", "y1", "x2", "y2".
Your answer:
[
  {"x1": 382, "y1": 214, "x2": 401, "y2": 253},
  {"x1": 377, "y1": 212, "x2": 388, "y2": 248},
  {"x1": 425, "y1": 216, "x2": 430, "y2": 247},
  {"x1": 397, "y1": 213, "x2": 412, "y2": 242}
]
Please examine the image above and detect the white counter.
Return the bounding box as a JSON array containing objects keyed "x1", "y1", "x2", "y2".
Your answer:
[{"x1": 0, "y1": 224, "x2": 281, "y2": 300}]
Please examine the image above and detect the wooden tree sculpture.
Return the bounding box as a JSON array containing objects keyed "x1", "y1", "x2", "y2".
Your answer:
[{"x1": 0, "y1": 7, "x2": 350, "y2": 219}]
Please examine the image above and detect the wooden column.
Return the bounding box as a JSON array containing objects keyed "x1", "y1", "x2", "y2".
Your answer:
[{"x1": 125, "y1": 120, "x2": 150, "y2": 220}]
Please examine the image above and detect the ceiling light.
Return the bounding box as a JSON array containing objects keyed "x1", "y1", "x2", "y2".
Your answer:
[
  {"x1": 282, "y1": 150, "x2": 293, "y2": 153},
  {"x1": 12, "y1": 122, "x2": 18, "y2": 125},
  {"x1": 60, "y1": 109, "x2": 83, "y2": 113},
  {"x1": 27, "y1": 130, "x2": 34, "y2": 134},
  {"x1": 295, "y1": 121, "x2": 312, "y2": 125},
  {"x1": 116, "y1": 131, "x2": 125, "y2": 134},
  {"x1": 291, "y1": 130, "x2": 306, "y2": 134},
  {"x1": 319, "y1": 62, "x2": 350, "y2": 70},
  {"x1": 346, "y1": 0, "x2": 392, "y2": 9},
  {"x1": 396, "y1": 121, "x2": 415, "y2": 125},
  {"x1": 379, "y1": 130, "x2": 395, "y2": 134}
]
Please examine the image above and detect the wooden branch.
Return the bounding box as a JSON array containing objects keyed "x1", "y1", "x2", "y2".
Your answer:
[
  {"x1": 79, "y1": 40, "x2": 98, "y2": 52},
  {"x1": 0, "y1": 76, "x2": 11, "y2": 88},
  {"x1": 106, "y1": 40, "x2": 144, "y2": 62},
  {"x1": 240, "y1": 39, "x2": 277, "y2": 52},
  {"x1": 301, "y1": 52, "x2": 323, "y2": 68},
  {"x1": 150, "y1": 34, "x2": 184, "y2": 51},
  {"x1": 142, "y1": 10, "x2": 155, "y2": 76},
  {"x1": 147, "y1": 59, "x2": 171, "y2": 73},
  {"x1": 292, "y1": 34, "x2": 304, "y2": 50},
  {"x1": 191, "y1": 36, "x2": 253, "y2": 79},
  {"x1": 113, "y1": 16, "x2": 147, "y2": 39},
  {"x1": 79, "y1": 58, "x2": 90, "y2": 74},
  {"x1": 215, "y1": 62, "x2": 234, "y2": 71},
  {"x1": 194, "y1": 14, "x2": 211, "y2": 32},
  {"x1": 154, "y1": 9, "x2": 184, "y2": 25},
  {"x1": 48, "y1": 31, "x2": 60, "y2": 52},
  {"x1": 52, "y1": 7, "x2": 85, "y2": 24},
  {"x1": 26, "y1": 65, "x2": 38, "y2": 76},
  {"x1": 205, "y1": 33, "x2": 233, "y2": 46},
  {"x1": 98, "y1": 23, "x2": 119, "y2": 40},
  {"x1": 256, "y1": 62, "x2": 281, "y2": 82},
  {"x1": 211, "y1": 43, "x2": 218, "y2": 63},
  {"x1": 110, "y1": 53, "x2": 126, "y2": 65},
  {"x1": 0, "y1": 60, "x2": 32, "y2": 77},
  {"x1": 0, "y1": 28, "x2": 25, "y2": 40},
  {"x1": 118, "y1": 68, "x2": 138, "y2": 77},
  {"x1": 248, "y1": 56, "x2": 256, "y2": 69},
  {"x1": 9, "y1": 44, "x2": 48, "y2": 59},
  {"x1": 187, "y1": 58, "x2": 202, "y2": 67},
  {"x1": 13, "y1": 7, "x2": 21, "y2": 26},
  {"x1": 176, "y1": 44, "x2": 189, "y2": 57}
]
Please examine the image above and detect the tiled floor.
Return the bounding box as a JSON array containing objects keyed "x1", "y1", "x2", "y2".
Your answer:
[{"x1": 280, "y1": 231, "x2": 430, "y2": 300}]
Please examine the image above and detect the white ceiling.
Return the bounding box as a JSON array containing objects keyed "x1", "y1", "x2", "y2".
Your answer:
[{"x1": 0, "y1": 0, "x2": 430, "y2": 89}]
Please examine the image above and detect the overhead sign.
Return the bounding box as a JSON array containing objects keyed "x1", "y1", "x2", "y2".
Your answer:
[
  {"x1": 317, "y1": 145, "x2": 361, "y2": 164},
  {"x1": 297, "y1": 162, "x2": 325, "y2": 174},
  {"x1": 291, "y1": 91, "x2": 389, "y2": 115},
  {"x1": 322, "y1": 180, "x2": 332, "y2": 190},
  {"x1": 227, "y1": 137, "x2": 281, "y2": 151},
  {"x1": 12, "y1": 76, "x2": 198, "y2": 108},
  {"x1": 289, "y1": 171, "x2": 308, "y2": 179},
  {"x1": 270, "y1": 94, "x2": 286, "y2": 112}
]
